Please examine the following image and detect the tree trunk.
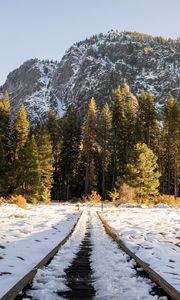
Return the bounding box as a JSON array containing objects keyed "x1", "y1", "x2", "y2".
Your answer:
[
  {"x1": 174, "y1": 155, "x2": 178, "y2": 197},
  {"x1": 102, "y1": 147, "x2": 105, "y2": 201},
  {"x1": 66, "y1": 176, "x2": 70, "y2": 201},
  {"x1": 167, "y1": 151, "x2": 171, "y2": 194},
  {"x1": 84, "y1": 162, "x2": 89, "y2": 195}
]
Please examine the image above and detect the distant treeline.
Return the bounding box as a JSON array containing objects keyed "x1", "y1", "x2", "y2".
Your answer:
[{"x1": 0, "y1": 82, "x2": 179, "y2": 203}]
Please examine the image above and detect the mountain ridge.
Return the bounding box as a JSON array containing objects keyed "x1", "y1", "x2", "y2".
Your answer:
[{"x1": 1, "y1": 30, "x2": 180, "y2": 123}]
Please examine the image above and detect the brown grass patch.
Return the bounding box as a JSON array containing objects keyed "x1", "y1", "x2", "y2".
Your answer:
[
  {"x1": 155, "y1": 195, "x2": 180, "y2": 206},
  {"x1": 11, "y1": 195, "x2": 27, "y2": 209},
  {"x1": 0, "y1": 197, "x2": 5, "y2": 204}
]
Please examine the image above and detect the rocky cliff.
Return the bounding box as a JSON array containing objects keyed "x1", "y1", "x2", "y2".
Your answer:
[{"x1": 2, "y1": 30, "x2": 180, "y2": 123}]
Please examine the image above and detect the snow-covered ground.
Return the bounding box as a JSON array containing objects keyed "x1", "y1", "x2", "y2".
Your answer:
[
  {"x1": 25, "y1": 210, "x2": 167, "y2": 299},
  {"x1": 0, "y1": 203, "x2": 80, "y2": 298},
  {"x1": 90, "y1": 210, "x2": 165, "y2": 300},
  {"x1": 26, "y1": 209, "x2": 89, "y2": 300},
  {"x1": 100, "y1": 205, "x2": 180, "y2": 292},
  {"x1": 1, "y1": 204, "x2": 179, "y2": 299}
]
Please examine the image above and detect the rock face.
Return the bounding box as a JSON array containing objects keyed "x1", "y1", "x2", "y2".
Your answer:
[
  {"x1": 52, "y1": 30, "x2": 180, "y2": 115},
  {"x1": 2, "y1": 30, "x2": 180, "y2": 124},
  {"x1": 2, "y1": 59, "x2": 58, "y2": 125}
]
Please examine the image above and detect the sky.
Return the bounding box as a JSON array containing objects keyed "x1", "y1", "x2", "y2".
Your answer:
[{"x1": 0, "y1": 0, "x2": 180, "y2": 85}]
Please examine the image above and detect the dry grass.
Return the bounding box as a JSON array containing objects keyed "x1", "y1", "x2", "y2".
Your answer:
[
  {"x1": 11, "y1": 195, "x2": 27, "y2": 209},
  {"x1": 14, "y1": 214, "x2": 26, "y2": 218},
  {"x1": 155, "y1": 195, "x2": 180, "y2": 206},
  {"x1": 109, "y1": 189, "x2": 120, "y2": 203},
  {"x1": 119, "y1": 184, "x2": 136, "y2": 203},
  {"x1": 109, "y1": 184, "x2": 136, "y2": 206},
  {"x1": 82, "y1": 191, "x2": 101, "y2": 204},
  {"x1": 107, "y1": 209, "x2": 127, "y2": 213},
  {"x1": 0, "y1": 197, "x2": 5, "y2": 204}
]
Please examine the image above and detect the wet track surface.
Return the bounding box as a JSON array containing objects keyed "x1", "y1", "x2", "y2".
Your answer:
[{"x1": 58, "y1": 228, "x2": 95, "y2": 299}]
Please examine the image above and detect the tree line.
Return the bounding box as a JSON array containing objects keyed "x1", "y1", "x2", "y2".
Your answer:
[{"x1": 0, "y1": 82, "x2": 179, "y2": 203}]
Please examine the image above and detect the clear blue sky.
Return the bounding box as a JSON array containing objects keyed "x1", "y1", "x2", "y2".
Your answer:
[{"x1": 0, "y1": 0, "x2": 180, "y2": 85}]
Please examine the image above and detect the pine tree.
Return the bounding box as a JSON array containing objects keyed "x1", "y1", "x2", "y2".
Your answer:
[
  {"x1": 0, "y1": 91, "x2": 11, "y2": 194},
  {"x1": 163, "y1": 96, "x2": 180, "y2": 195},
  {"x1": 59, "y1": 106, "x2": 81, "y2": 200},
  {"x1": 0, "y1": 90, "x2": 10, "y2": 114},
  {"x1": 12, "y1": 105, "x2": 29, "y2": 160},
  {"x1": 47, "y1": 111, "x2": 61, "y2": 161},
  {"x1": 126, "y1": 143, "x2": 161, "y2": 202},
  {"x1": 137, "y1": 90, "x2": 157, "y2": 149},
  {"x1": 16, "y1": 135, "x2": 41, "y2": 198},
  {"x1": 124, "y1": 85, "x2": 139, "y2": 162},
  {"x1": 0, "y1": 139, "x2": 7, "y2": 195},
  {"x1": 36, "y1": 128, "x2": 54, "y2": 203},
  {"x1": 0, "y1": 90, "x2": 11, "y2": 149},
  {"x1": 47, "y1": 112, "x2": 62, "y2": 200},
  {"x1": 111, "y1": 87, "x2": 127, "y2": 187},
  {"x1": 82, "y1": 97, "x2": 97, "y2": 194},
  {"x1": 98, "y1": 103, "x2": 112, "y2": 199}
]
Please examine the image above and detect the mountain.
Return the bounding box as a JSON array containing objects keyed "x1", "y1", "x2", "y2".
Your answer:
[
  {"x1": 1, "y1": 59, "x2": 60, "y2": 125},
  {"x1": 1, "y1": 30, "x2": 180, "y2": 123}
]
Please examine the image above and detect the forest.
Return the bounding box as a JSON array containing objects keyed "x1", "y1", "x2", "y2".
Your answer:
[{"x1": 0, "y1": 82, "x2": 180, "y2": 205}]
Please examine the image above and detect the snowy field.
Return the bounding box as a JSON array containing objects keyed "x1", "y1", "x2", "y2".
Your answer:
[
  {"x1": 0, "y1": 203, "x2": 179, "y2": 299},
  {"x1": 0, "y1": 203, "x2": 80, "y2": 298},
  {"x1": 100, "y1": 205, "x2": 180, "y2": 292},
  {"x1": 26, "y1": 210, "x2": 166, "y2": 300}
]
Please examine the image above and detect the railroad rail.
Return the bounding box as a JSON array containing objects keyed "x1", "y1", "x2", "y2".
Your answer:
[
  {"x1": 97, "y1": 212, "x2": 180, "y2": 300},
  {"x1": 0, "y1": 212, "x2": 82, "y2": 300}
]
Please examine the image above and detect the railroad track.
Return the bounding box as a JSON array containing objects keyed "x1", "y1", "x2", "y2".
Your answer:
[
  {"x1": 1, "y1": 210, "x2": 180, "y2": 300},
  {"x1": 97, "y1": 213, "x2": 180, "y2": 300},
  {"x1": 0, "y1": 212, "x2": 83, "y2": 300}
]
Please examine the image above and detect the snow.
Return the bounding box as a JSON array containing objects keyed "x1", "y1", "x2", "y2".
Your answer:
[
  {"x1": 100, "y1": 206, "x2": 180, "y2": 292},
  {"x1": 6, "y1": 31, "x2": 180, "y2": 125},
  {"x1": 0, "y1": 203, "x2": 80, "y2": 298},
  {"x1": 24, "y1": 210, "x2": 167, "y2": 299},
  {"x1": 54, "y1": 30, "x2": 180, "y2": 117},
  {"x1": 89, "y1": 210, "x2": 166, "y2": 300},
  {"x1": 25, "y1": 209, "x2": 89, "y2": 300},
  {"x1": 22, "y1": 59, "x2": 58, "y2": 125},
  {"x1": 52, "y1": 92, "x2": 66, "y2": 118},
  {"x1": 1, "y1": 205, "x2": 179, "y2": 298}
]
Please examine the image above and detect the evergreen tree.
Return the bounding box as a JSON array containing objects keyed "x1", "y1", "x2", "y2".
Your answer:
[
  {"x1": 124, "y1": 85, "x2": 139, "y2": 162},
  {"x1": 163, "y1": 96, "x2": 180, "y2": 195},
  {"x1": 126, "y1": 143, "x2": 161, "y2": 202},
  {"x1": 59, "y1": 106, "x2": 81, "y2": 200},
  {"x1": 7, "y1": 105, "x2": 29, "y2": 193},
  {"x1": 82, "y1": 97, "x2": 97, "y2": 194},
  {"x1": 0, "y1": 91, "x2": 11, "y2": 194},
  {"x1": 137, "y1": 90, "x2": 157, "y2": 150},
  {"x1": 0, "y1": 139, "x2": 7, "y2": 195},
  {"x1": 98, "y1": 103, "x2": 112, "y2": 199},
  {"x1": 0, "y1": 90, "x2": 11, "y2": 150},
  {"x1": 47, "y1": 111, "x2": 61, "y2": 161},
  {"x1": 12, "y1": 105, "x2": 29, "y2": 160},
  {"x1": 16, "y1": 135, "x2": 41, "y2": 198},
  {"x1": 47, "y1": 112, "x2": 62, "y2": 200},
  {"x1": 36, "y1": 128, "x2": 54, "y2": 203},
  {"x1": 0, "y1": 90, "x2": 10, "y2": 112},
  {"x1": 111, "y1": 87, "x2": 127, "y2": 187},
  {"x1": 2, "y1": 83, "x2": 179, "y2": 202}
]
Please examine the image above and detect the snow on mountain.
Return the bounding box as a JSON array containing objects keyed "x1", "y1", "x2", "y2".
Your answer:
[
  {"x1": 3, "y1": 59, "x2": 59, "y2": 125},
  {"x1": 2, "y1": 30, "x2": 180, "y2": 124},
  {"x1": 52, "y1": 30, "x2": 180, "y2": 116}
]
